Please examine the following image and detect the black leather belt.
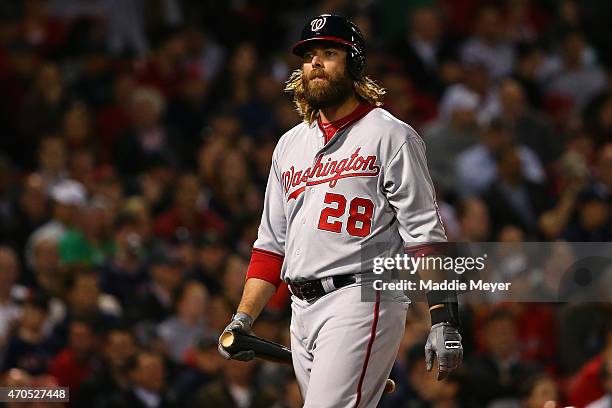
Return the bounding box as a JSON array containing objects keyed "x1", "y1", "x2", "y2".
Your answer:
[{"x1": 289, "y1": 274, "x2": 356, "y2": 302}]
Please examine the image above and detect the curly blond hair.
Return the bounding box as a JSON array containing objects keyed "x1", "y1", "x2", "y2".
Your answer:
[{"x1": 284, "y1": 68, "x2": 386, "y2": 124}]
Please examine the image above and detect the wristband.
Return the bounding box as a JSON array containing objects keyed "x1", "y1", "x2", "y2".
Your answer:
[
  {"x1": 426, "y1": 290, "x2": 460, "y2": 328},
  {"x1": 232, "y1": 312, "x2": 254, "y2": 327}
]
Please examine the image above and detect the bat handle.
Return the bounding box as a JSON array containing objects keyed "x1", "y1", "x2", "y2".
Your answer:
[
  {"x1": 219, "y1": 331, "x2": 235, "y2": 349},
  {"x1": 384, "y1": 379, "x2": 395, "y2": 394}
]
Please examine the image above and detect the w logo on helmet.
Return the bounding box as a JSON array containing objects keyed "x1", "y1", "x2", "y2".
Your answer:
[{"x1": 310, "y1": 17, "x2": 327, "y2": 32}]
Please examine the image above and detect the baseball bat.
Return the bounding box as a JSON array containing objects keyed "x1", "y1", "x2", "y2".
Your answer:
[
  {"x1": 220, "y1": 330, "x2": 396, "y2": 394},
  {"x1": 220, "y1": 330, "x2": 293, "y2": 364}
]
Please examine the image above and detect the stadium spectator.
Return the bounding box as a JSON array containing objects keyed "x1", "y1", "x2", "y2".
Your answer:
[
  {"x1": 497, "y1": 79, "x2": 560, "y2": 166},
  {"x1": 210, "y1": 42, "x2": 258, "y2": 105},
  {"x1": 206, "y1": 295, "x2": 234, "y2": 335},
  {"x1": 50, "y1": 269, "x2": 120, "y2": 349},
  {"x1": 170, "y1": 336, "x2": 223, "y2": 406},
  {"x1": 511, "y1": 43, "x2": 546, "y2": 110},
  {"x1": 221, "y1": 255, "x2": 248, "y2": 308},
  {"x1": 98, "y1": 212, "x2": 149, "y2": 305},
  {"x1": 195, "y1": 359, "x2": 277, "y2": 407},
  {"x1": 483, "y1": 145, "x2": 553, "y2": 237},
  {"x1": 62, "y1": 102, "x2": 95, "y2": 154},
  {"x1": 464, "y1": 309, "x2": 539, "y2": 405},
  {"x1": 164, "y1": 68, "x2": 209, "y2": 168},
  {"x1": 585, "y1": 355, "x2": 612, "y2": 408},
  {"x1": 545, "y1": 30, "x2": 607, "y2": 113},
  {"x1": 189, "y1": 234, "x2": 228, "y2": 296},
  {"x1": 455, "y1": 120, "x2": 545, "y2": 196},
  {"x1": 562, "y1": 187, "x2": 612, "y2": 241},
  {"x1": 157, "y1": 281, "x2": 210, "y2": 363},
  {"x1": 153, "y1": 173, "x2": 225, "y2": 240},
  {"x1": 586, "y1": 94, "x2": 612, "y2": 145},
  {"x1": 1, "y1": 366, "x2": 62, "y2": 408},
  {"x1": 121, "y1": 350, "x2": 171, "y2": 408},
  {"x1": 35, "y1": 135, "x2": 68, "y2": 192},
  {"x1": 104, "y1": 0, "x2": 148, "y2": 56},
  {"x1": 12, "y1": 174, "x2": 48, "y2": 256},
  {"x1": 400, "y1": 342, "x2": 467, "y2": 407},
  {"x1": 455, "y1": 197, "x2": 492, "y2": 242},
  {"x1": 18, "y1": 62, "x2": 66, "y2": 163},
  {"x1": 209, "y1": 148, "x2": 262, "y2": 222},
  {"x1": 26, "y1": 178, "x2": 86, "y2": 265},
  {"x1": 424, "y1": 83, "x2": 479, "y2": 193},
  {"x1": 559, "y1": 144, "x2": 612, "y2": 241},
  {"x1": 97, "y1": 73, "x2": 136, "y2": 149},
  {"x1": 58, "y1": 196, "x2": 114, "y2": 267},
  {"x1": 461, "y1": 5, "x2": 516, "y2": 80},
  {"x1": 28, "y1": 234, "x2": 62, "y2": 297},
  {"x1": 592, "y1": 143, "x2": 612, "y2": 197},
  {"x1": 2, "y1": 291, "x2": 53, "y2": 375},
  {"x1": 75, "y1": 326, "x2": 137, "y2": 408},
  {"x1": 135, "y1": 29, "x2": 186, "y2": 98},
  {"x1": 128, "y1": 250, "x2": 183, "y2": 325},
  {"x1": 0, "y1": 156, "x2": 15, "y2": 244},
  {"x1": 48, "y1": 318, "x2": 99, "y2": 393},
  {"x1": 488, "y1": 373, "x2": 560, "y2": 408},
  {"x1": 521, "y1": 374, "x2": 560, "y2": 408},
  {"x1": 0, "y1": 247, "x2": 24, "y2": 348},
  {"x1": 395, "y1": 5, "x2": 458, "y2": 98},
  {"x1": 113, "y1": 86, "x2": 177, "y2": 176},
  {"x1": 67, "y1": 148, "x2": 97, "y2": 193},
  {"x1": 567, "y1": 319, "x2": 612, "y2": 406}
]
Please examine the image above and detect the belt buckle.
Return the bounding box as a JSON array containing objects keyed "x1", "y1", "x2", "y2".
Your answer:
[{"x1": 300, "y1": 281, "x2": 319, "y2": 302}]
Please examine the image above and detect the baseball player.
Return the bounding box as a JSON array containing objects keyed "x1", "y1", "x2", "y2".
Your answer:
[{"x1": 218, "y1": 14, "x2": 463, "y2": 407}]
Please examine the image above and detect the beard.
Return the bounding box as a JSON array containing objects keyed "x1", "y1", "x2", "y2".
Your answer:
[{"x1": 302, "y1": 68, "x2": 354, "y2": 110}]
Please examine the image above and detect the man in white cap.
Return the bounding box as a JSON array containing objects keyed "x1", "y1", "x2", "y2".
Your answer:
[
  {"x1": 423, "y1": 85, "x2": 480, "y2": 193},
  {"x1": 25, "y1": 179, "x2": 87, "y2": 268}
]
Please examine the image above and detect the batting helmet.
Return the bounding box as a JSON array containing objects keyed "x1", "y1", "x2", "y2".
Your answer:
[{"x1": 292, "y1": 14, "x2": 366, "y2": 79}]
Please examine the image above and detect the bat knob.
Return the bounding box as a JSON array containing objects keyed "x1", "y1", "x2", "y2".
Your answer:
[
  {"x1": 384, "y1": 379, "x2": 395, "y2": 394},
  {"x1": 220, "y1": 331, "x2": 236, "y2": 349}
]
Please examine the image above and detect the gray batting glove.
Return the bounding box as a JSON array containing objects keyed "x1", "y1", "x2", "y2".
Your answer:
[
  {"x1": 425, "y1": 323, "x2": 463, "y2": 380},
  {"x1": 218, "y1": 312, "x2": 256, "y2": 361}
]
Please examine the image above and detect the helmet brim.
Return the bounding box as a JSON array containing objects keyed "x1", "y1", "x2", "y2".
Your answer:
[{"x1": 291, "y1": 36, "x2": 355, "y2": 57}]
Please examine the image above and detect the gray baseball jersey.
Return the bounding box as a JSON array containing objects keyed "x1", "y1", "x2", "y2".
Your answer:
[{"x1": 254, "y1": 106, "x2": 446, "y2": 282}]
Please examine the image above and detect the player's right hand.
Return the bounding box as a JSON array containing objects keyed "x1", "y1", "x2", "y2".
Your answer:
[{"x1": 218, "y1": 312, "x2": 256, "y2": 361}]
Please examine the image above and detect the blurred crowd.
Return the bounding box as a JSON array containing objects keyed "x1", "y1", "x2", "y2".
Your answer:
[{"x1": 0, "y1": 0, "x2": 611, "y2": 407}]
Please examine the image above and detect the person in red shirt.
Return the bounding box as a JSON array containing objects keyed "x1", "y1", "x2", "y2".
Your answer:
[
  {"x1": 48, "y1": 319, "x2": 100, "y2": 394},
  {"x1": 153, "y1": 173, "x2": 225, "y2": 240},
  {"x1": 568, "y1": 321, "x2": 612, "y2": 407}
]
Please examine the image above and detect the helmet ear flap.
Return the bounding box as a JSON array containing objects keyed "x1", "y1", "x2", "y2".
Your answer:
[{"x1": 348, "y1": 46, "x2": 365, "y2": 79}]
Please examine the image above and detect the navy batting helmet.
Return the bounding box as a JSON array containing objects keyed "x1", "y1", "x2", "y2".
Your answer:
[{"x1": 292, "y1": 14, "x2": 366, "y2": 79}]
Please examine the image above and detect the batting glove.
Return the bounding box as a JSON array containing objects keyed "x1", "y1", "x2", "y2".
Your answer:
[
  {"x1": 425, "y1": 322, "x2": 463, "y2": 380},
  {"x1": 218, "y1": 312, "x2": 256, "y2": 361}
]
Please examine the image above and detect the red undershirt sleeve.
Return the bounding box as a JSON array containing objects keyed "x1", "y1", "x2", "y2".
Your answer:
[{"x1": 246, "y1": 248, "x2": 284, "y2": 287}]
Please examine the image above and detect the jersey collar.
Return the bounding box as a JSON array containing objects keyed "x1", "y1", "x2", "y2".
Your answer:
[{"x1": 317, "y1": 103, "x2": 375, "y2": 145}]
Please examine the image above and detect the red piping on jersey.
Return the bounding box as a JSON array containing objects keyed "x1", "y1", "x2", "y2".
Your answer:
[
  {"x1": 246, "y1": 248, "x2": 284, "y2": 287},
  {"x1": 404, "y1": 242, "x2": 447, "y2": 257},
  {"x1": 252, "y1": 247, "x2": 284, "y2": 261},
  {"x1": 354, "y1": 290, "x2": 380, "y2": 407},
  {"x1": 317, "y1": 103, "x2": 374, "y2": 144}
]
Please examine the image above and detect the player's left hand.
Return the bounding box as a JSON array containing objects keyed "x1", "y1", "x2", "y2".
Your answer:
[
  {"x1": 218, "y1": 312, "x2": 256, "y2": 361},
  {"x1": 425, "y1": 322, "x2": 463, "y2": 380}
]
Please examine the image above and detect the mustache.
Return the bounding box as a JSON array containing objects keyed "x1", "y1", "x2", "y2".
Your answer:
[{"x1": 307, "y1": 70, "x2": 329, "y2": 80}]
